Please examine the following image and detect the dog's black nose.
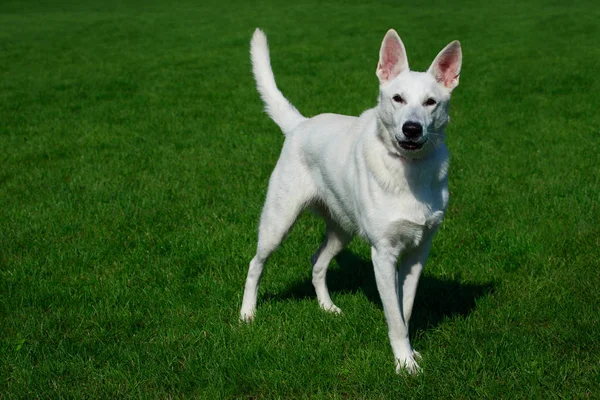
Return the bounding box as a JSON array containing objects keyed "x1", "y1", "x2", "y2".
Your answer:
[{"x1": 402, "y1": 122, "x2": 423, "y2": 140}]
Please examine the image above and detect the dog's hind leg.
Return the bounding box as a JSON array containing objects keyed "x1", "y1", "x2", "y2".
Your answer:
[
  {"x1": 311, "y1": 220, "x2": 351, "y2": 314},
  {"x1": 240, "y1": 165, "x2": 312, "y2": 322}
]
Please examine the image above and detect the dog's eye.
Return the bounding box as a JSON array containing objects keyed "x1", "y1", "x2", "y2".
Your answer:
[
  {"x1": 392, "y1": 95, "x2": 405, "y2": 104},
  {"x1": 424, "y1": 98, "x2": 437, "y2": 106}
]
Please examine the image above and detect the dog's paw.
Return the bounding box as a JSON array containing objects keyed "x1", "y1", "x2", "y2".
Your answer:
[
  {"x1": 319, "y1": 302, "x2": 342, "y2": 315},
  {"x1": 240, "y1": 309, "x2": 255, "y2": 323},
  {"x1": 395, "y1": 355, "x2": 422, "y2": 375}
]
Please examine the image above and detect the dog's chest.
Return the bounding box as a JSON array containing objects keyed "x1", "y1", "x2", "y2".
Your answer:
[
  {"x1": 388, "y1": 193, "x2": 444, "y2": 248},
  {"x1": 363, "y1": 176, "x2": 447, "y2": 249}
]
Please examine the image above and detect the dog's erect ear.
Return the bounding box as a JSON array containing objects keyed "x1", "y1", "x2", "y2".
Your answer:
[
  {"x1": 428, "y1": 41, "x2": 462, "y2": 91},
  {"x1": 376, "y1": 29, "x2": 409, "y2": 84}
]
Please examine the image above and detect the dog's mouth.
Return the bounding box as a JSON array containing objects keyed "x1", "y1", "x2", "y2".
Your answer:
[{"x1": 398, "y1": 140, "x2": 425, "y2": 151}]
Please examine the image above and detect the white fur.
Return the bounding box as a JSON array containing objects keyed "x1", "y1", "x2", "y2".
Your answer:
[{"x1": 241, "y1": 28, "x2": 462, "y2": 374}]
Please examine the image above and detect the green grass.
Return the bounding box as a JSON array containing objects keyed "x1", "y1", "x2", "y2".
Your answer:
[{"x1": 1, "y1": 0, "x2": 599, "y2": 397}]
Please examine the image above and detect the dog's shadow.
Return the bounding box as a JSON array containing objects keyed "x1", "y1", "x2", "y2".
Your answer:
[{"x1": 263, "y1": 250, "x2": 494, "y2": 334}]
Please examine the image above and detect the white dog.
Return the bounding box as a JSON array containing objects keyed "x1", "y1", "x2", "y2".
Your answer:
[{"x1": 240, "y1": 28, "x2": 462, "y2": 374}]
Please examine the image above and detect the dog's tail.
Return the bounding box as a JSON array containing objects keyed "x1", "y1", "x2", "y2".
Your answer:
[{"x1": 251, "y1": 28, "x2": 306, "y2": 135}]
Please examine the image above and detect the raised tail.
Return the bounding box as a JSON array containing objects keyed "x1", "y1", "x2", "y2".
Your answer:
[{"x1": 250, "y1": 29, "x2": 306, "y2": 135}]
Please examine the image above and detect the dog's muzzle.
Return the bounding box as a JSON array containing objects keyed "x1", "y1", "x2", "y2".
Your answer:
[{"x1": 398, "y1": 121, "x2": 425, "y2": 151}]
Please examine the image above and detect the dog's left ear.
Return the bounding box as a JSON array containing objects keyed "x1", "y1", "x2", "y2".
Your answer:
[
  {"x1": 428, "y1": 41, "x2": 462, "y2": 91},
  {"x1": 376, "y1": 29, "x2": 409, "y2": 84}
]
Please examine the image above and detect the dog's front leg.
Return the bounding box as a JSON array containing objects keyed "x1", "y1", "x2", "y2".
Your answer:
[
  {"x1": 396, "y1": 236, "x2": 433, "y2": 363},
  {"x1": 372, "y1": 243, "x2": 421, "y2": 374}
]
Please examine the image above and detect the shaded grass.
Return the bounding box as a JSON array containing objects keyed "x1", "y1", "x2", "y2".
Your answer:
[{"x1": 1, "y1": 0, "x2": 599, "y2": 398}]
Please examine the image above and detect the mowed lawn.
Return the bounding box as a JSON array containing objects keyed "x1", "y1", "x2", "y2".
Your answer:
[{"x1": 1, "y1": 0, "x2": 599, "y2": 397}]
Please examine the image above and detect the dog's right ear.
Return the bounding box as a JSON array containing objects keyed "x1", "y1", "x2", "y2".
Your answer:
[{"x1": 376, "y1": 29, "x2": 409, "y2": 84}]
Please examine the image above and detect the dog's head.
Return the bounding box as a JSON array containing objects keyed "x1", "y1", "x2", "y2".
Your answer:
[{"x1": 375, "y1": 29, "x2": 462, "y2": 160}]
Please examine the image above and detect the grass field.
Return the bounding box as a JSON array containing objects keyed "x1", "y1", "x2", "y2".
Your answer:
[{"x1": 1, "y1": 0, "x2": 600, "y2": 398}]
